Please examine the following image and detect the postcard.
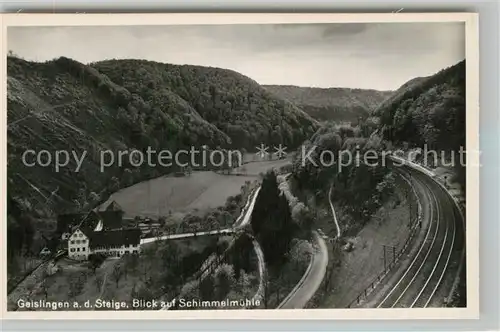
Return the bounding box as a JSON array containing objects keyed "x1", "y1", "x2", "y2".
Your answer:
[{"x1": 1, "y1": 12, "x2": 479, "y2": 320}]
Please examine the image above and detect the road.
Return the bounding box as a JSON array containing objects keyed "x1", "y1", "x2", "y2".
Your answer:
[
  {"x1": 140, "y1": 187, "x2": 261, "y2": 245},
  {"x1": 278, "y1": 231, "x2": 328, "y2": 309},
  {"x1": 158, "y1": 187, "x2": 264, "y2": 310},
  {"x1": 363, "y1": 160, "x2": 464, "y2": 308},
  {"x1": 277, "y1": 177, "x2": 335, "y2": 309},
  {"x1": 247, "y1": 238, "x2": 266, "y2": 307}
]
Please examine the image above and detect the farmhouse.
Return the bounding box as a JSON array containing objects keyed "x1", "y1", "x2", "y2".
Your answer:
[
  {"x1": 64, "y1": 201, "x2": 141, "y2": 260},
  {"x1": 68, "y1": 228, "x2": 141, "y2": 260}
]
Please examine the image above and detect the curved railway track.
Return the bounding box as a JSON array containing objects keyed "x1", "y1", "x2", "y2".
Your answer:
[{"x1": 373, "y1": 165, "x2": 462, "y2": 308}]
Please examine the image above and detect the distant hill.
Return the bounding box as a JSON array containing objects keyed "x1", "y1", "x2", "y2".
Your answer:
[
  {"x1": 263, "y1": 85, "x2": 393, "y2": 123},
  {"x1": 7, "y1": 56, "x2": 318, "y2": 262}
]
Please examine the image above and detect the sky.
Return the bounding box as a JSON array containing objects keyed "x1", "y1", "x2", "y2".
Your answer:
[{"x1": 8, "y1": 23, "x2": 465, "y2": 90}]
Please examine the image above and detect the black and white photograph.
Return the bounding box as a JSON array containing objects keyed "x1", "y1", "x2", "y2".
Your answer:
[{"x1": 2, "y1": 13, "x2": 479, "y2": 319}]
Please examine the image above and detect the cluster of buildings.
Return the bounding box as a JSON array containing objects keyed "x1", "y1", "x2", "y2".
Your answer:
[{"x1": 56, "y1": 201, "x2": 141, "y2": 261}]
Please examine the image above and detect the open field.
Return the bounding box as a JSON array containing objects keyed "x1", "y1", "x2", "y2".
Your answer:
[
  {"x1": 235, "y1": 158, "x2": 291, "y2": 176},
  {"x1": 100, "y1": 171, "x2": 256, "y2": 219},
  {"x1": 100, "y1": 159, "x2": 291, "y2": 219}
]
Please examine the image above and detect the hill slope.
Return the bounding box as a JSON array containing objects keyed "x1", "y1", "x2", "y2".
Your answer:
[
  {"x1": 263, "y1": 85, "x2": 393, "y2": 123},
  {"x1": 375, "y1": 60, "x2": 465, "y2": 152},
  {"x1": 6, "y1": 56, "x2": 318, "y2": 262},
  {"x1": 374, "y1": 60, "x2": 466, "y2": 185},
  {"x1": 93, "y1": 60, "x2": 318, "y2": 149}
]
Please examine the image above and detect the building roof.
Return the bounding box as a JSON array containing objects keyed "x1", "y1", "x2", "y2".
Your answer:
[
  {"x1": 56, "y1": 213, "x2": 87, "y2": 233},
  {"x1": 66, "y1": 209, "x2": 122, "y2": 236},
  {"x1": 97, "y1": 210, "x2": 123, "y2": 231},
  {"x1": 105, "y1": 200, "x2": 123, "y2": 212},
  {"x1": 89, "y1": 228, "x2": 141, "y2": 249},
  {"x1": 78, "y1": 211, "x2": 101, "y2": 236}
]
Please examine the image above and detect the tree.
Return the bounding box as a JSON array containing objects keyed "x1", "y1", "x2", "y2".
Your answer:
[
  {"x1": 199, "y1": 275, "x2": 215, "y2": 300},
  {"x1": 262, "y1": 273, "x2": 270, "y2": 309},
  {"x1": 125, "y1": 253, "x2": 139, "y2": 276},
  {"x1": 133, "y1": 216, "x2": 141, "y2": 228},
  {"x1": 76, "y1": 188, "x2": 88, "y2": 210},
  {"x1": 88, "y1": 191, "x2": 100, "y2": 206},
  {"x1": 297, "y1": 207, "x2": 315, "y2": 236},
  {"x1": 40, "y1": 277, "x2": 49, "y2": 300},
  {"x1": 291, "y1": 202, "x2": 307, "y2": 223},
  {"x1": 67, "y1": 274, "x2": 85, "y2": 300},
  {"x1": 123, "y1": 168, "x2": 134, "y2": 187},
  {"x1": 88, "y1": 253, "x2": 105, "y2": 274},
  {"x1": 136, "y1": 284, "x2": 155, "y2": 308},
  {"x1": 288, "y1": 239, "x2": 312, "y2": 269},
  {"x1": 323, "y1": 263, "x2": 336, "y2": 295},
  {"x1": 109, "y1": 176, "x2": 120, "y2": 193},
  {"x1": 94, "y1": 275, "x2": 104, "y2": 292},
  {"x1": 158, "y1": 216, "x2": 167, "y2": 227},
  {"x1": 251, "y1": 170, "x2": 296, "y2": 266},
  {"x1": 111, "y1": 264, "x2": 124, "y2": 287},
  {"x1": 180, "y1": 280, "x2": 200, "y2": 303},
  {"x1": 160, "y1": 242, "x2": 181, "y2": 286},
  {"x1": 215, "y1": 264, "x2": 235, "y2": 300}
]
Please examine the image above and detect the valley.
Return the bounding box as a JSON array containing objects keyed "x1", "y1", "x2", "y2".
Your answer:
[{"x1": 6, "y1": 50, "x2": 466, "y2": 312}]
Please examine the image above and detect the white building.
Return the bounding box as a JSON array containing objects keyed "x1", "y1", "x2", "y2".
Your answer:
[
  {"x1": 68, "y1": 228, "x2": 91, "y2": 260},
  {"x1": 66, "y1": 201, "x2": 141, "y2": 261},
  {"x1": 88, "y1": 228, "x2": 141, "y2": 259},
  {"x1": 68, "y1": 227, "x2": 141, "y2": 261}
]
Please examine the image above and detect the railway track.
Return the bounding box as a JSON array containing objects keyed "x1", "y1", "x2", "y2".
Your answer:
[{"x1": 375, "y1": 167, "x2": 461, "y2": 308}]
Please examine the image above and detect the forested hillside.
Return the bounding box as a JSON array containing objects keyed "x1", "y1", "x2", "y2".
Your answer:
[
  {"x1": 6, "y1": 56, "x2": 318, "y2": 264},
  {"x1": 290, "y1": 60, "x2": 466, "y2": 232},
  {"x1": 292, "y1": 122, "x2": 395, "y2": 234},
  {"x1": 375, "y1": 60, "x2": 466, "y2": 186},
  {"x1": 93, "y1": 60, "x2": 318, "y2": 149},
  {"x1": 264, "y1": 85, "x2": 393, "y2": 123}
]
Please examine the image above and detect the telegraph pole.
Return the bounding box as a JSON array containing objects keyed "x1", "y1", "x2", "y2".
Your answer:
[
  {"x1": 383, "y1": 245, "x2": 387, "y2": 271},
  {"x1": 406, "y1": 185, "x2": 412, "y2": 228},
  {"x1": 408, "y1": 187, "x2": 412, "y2": 226},
  {"x1": 382, "y1": 244, "x2": 397, "y2": 271}
]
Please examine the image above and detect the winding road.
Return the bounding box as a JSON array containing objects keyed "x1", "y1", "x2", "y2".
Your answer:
[
  {"x1": 156, "y1": 187, "x2": 265, "y2": 310},
  {"x1": 362, "y1": 159, "x2": 464, "y2": 308},
  {"x1": 277, "y1": 179, "x2": 337, "y2": 309},
  {"x1": 277, "y1": 231, "x2": 328, "y2": 309}
]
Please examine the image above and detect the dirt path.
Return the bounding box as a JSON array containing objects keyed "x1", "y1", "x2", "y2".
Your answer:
[
  {"x1": 90, "y1": 259, "x2": 117, "y2": 310},
  {"x1": 328, "y1": 184, "x2": 341, "y2": 238},
  {"x1": 321, "y1": 177, "x2": 416, "y2": 308}
]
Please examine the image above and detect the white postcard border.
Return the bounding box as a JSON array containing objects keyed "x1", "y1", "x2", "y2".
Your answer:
[{"x1": 0, "y1": 12, "x2": 480, "y2": 320}]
